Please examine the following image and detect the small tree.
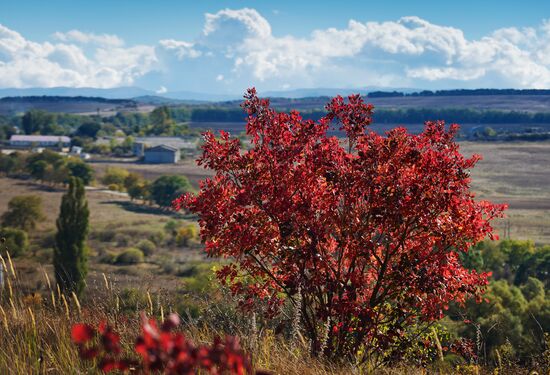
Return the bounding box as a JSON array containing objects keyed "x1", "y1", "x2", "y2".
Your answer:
[
  {"x1": 1, "y1": 195, "x2": 45, "y2": 230},
  {"x1": 149, "y1": 106, "x2": 175, "y2": 135},
  {"x1": 101, "y1": 166, "x2": 129, "y2": 190},
  {"x1": 67, "y1": 159, "x2": 94, "y2": 185},
  {"x1": 150, "y1": 175, "x2": 192, "y2": 208},
  {"x1": 175, "y1": 89, "x2": 506, "y2": 365},
  {"x1": 54, "y1": 177, "x2": 90, "y2": 296}
]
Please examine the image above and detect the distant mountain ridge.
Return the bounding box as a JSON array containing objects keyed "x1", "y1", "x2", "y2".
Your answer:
[{"x1": 4, "y1": 86, "x2": 550, "y2": 102}]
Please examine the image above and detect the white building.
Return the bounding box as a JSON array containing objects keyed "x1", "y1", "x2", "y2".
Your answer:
[{"x1": 9, "y1": 135, "x2": 71, "y2": 148}]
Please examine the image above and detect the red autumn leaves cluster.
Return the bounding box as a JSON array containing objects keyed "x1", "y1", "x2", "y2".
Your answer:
[
  {"x1": 174, "y1": 88, "x2": 505, "y2": 363},
  {"x1": 72, "y1": 313, "x2": 252, "y2": 374}
]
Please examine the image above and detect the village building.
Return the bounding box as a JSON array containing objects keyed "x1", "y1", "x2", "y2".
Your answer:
[
  {"x1": 9, "y1": 135, "x2": 71, "y2": 149},
  {"x1": 143, "y1": 144, "x2": 180, "y2": 164}
]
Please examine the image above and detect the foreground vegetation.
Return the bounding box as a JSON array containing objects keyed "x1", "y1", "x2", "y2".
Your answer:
[{"x1": 0, "y1": 91, "x2": 549, "y2": 374}]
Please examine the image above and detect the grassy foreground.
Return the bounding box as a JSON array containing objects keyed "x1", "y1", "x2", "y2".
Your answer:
[{"x1": 1, "y1": 253, "x2": 542, "y2": 375}]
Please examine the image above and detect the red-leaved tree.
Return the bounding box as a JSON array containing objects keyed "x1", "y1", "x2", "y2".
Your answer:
[{"x1": 174, "y1": 88, "x2": 506, "y2": 365}]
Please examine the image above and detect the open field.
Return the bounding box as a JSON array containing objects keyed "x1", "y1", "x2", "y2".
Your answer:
[
  {"x1": 88, "y1": 140, "x2": 550, "y2": 243},
  {"x1": 459, "y1": 142, "x2": 550, "y2": 243},
  {"x1": 0, "y1": 139, "x2": 549, "y2": 306},
  {"x1": 0, "y1": 177, "x2": 205, "y2": 295},
  {"x1": 89, "y1": 157, "x2": 213, "y2": 189}
]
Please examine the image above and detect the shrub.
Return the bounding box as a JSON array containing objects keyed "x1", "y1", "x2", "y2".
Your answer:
[
  {"x1": 115, "y1": 248, "x2": 144, "y2": 264},
  {"x1": 94, "y1": 229, "x2": 117, "y2": 243},
  {"x1": 71, "y1": 314, "x2": 253, "y2": 374},
  {"x1": 114, "y1": 233, "x2": 132, "y2": 247},
  {"x1": 176, "y1": 224, "x2": 198, "y2": 247},
  {"x1": 175, "y1": 88, "x2": 505, "y2": 365},
  {"x1": 136, "y1": 239, "x2": 156, "y2": 256},
  {"x1": 0, "y1": 227, "x2": 29, "y2": 257},
  {"x1": 98, "y1": 251, "x2": 117, "y2": 264},
  {"x1": 101, "y1": 167, "x2": 129, "y2": 188},
  {"x1": 1, "y1": 195, "x2": 45, "y2": 231},
  {"x1": 148, "y1": 231, "x2": 165, "y2": 246},
  {"x1": 107, "y1": 183, "x2": 123, "y2": 192}
]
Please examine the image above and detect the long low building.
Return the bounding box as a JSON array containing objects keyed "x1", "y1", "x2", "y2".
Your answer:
[{"x1": 9, "y1": 135, "x2": 71, "y2": 148}]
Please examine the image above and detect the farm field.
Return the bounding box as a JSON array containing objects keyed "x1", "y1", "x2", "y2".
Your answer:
[
  {"x1": 89, "y1": 140, "x2": 550, "y2": 243},
  {"x1": 460, "y1": 142, "x2": 550, "y2": 243},
  {"x1": 0, "y1": 177, "x2": 204, "y2": 295}
]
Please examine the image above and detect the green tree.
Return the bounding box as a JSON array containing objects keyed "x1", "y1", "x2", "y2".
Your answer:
[
  {"x1": 0, "y1": 154, "x2": 16, "y2": 176},
  {"x1": 150, "y1": 175, "x2": 192, "y2": 207},
  {"x1": 1, "y1": 195, "x2": 44, "y2": 230},
  {"x1": 22, "y1": 109, "x2": 58, "y2": 135},
  {"x1": 67, "y1": 159, "x2": 94, "y2": 185},
  {"x1": 123, "y1": 171, "x2": 142, "y2": 191},
  {"x1": 149, "y1": 106, "x2": 175, "y2": 135},
  {"x1": 101, "y1": 166, "x2": 129, "y2": 189},
  {"x1": 76, "y1": 122, "x2": 101, "y2": 139},
  {"x1": 28, "y1": 159, "x2": 48, "y2": 181},
  {"x1": 54, "y1": 177, "x2": 89, "y2": 296},
  {"x1": 128, "y1": 181, "x2": 150, "y2": 202}
]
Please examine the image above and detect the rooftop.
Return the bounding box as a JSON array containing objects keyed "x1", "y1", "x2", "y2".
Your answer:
[{"x1": 10, "y1": 135, "x2": 71, "y2": 142}]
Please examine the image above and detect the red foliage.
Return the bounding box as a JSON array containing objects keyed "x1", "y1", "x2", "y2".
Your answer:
[
  {"x1": 174, "y1": 88, "x2": 506, "y2": 363},
  {"x1": 71, "y1": 313, "x2": 253, "y2": 374},
  {"x1": 450, "y1": 338, "x2": 478, "y2": 362}
]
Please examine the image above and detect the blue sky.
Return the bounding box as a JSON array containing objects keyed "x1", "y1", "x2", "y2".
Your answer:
[{"x1": 1, "y1": 1, "x2": 550, "y2": 93}]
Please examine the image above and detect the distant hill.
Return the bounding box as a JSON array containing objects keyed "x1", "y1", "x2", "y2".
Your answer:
[
  {"x1": 3, "y1": 88, "x2": 550, "y2": 117},
  {"x1": 0, "y1": 96, "x2": 138, "y2": 115},
  {"x1": 0, "y1": 86, "x2": 153, "y2": 99}
]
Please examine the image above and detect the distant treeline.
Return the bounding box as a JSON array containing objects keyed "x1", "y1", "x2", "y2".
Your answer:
[
  {"x1": 367, "y1": 88, "x2": 550, "y2": 97},
  {"x1": 185, "y1": 106, "x2": 550, "y2": 125}
]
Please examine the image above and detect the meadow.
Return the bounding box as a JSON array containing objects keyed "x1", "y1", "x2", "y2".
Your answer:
[{"x1": 0, "y1": 139, "x2": 548, "y2": 374}]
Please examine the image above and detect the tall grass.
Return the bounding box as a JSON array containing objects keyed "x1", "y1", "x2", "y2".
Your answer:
[
  {"x1": 0, "y1": 253, "x2": 361, "y2": 374},
  {"x1": 1, "y1": 254, "x2": 539, "y2": 374}
]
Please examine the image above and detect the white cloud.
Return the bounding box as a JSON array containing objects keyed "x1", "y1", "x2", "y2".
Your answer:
[
  {"x1": 53, "y1": 30, "x2": 124, "y2": 47},
  {"x1": 158, "y1": 39, "x2": 201, "y2": 59},
  {"x1": 156, "y1": 86, "x2": 167, "y2": 94},
  {"x1": 3, "y1": 11, "x2": 550, "y2": 91},
  {"x1": 0, "y1": 23, "x2": 156, "y2": 88}
]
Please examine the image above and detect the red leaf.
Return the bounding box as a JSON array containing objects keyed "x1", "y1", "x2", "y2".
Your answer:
[{"x1": 71, "y1": 324, "x2": 95, "y2": 344}]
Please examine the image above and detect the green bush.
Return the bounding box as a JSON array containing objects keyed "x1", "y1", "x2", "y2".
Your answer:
[
  {"x1": 136, "y1": 239, "x2": 156, "y2": 256},
  {"x1": 98, "y1": 251, "x2": 117, "y2": 264},
  {"x1": 115, "y1": 248, "x2": 144, "y2": 264},
  {"x1": 0, "y1": 227, "x2": 29, "y2": 257}
]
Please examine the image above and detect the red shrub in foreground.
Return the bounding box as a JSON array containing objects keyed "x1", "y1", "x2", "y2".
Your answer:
[
  {"x1": 72, "y1": 313, "x2": 253, "y2": 374},
  {"x1": 174, "y1": 88, "x2": 506, "y2": 364}
]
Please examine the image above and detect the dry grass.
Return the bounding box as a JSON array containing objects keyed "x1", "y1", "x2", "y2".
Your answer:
[
  {"x1": 0, "y1": 253, "x2": 363, "y2": 374},
  {"x1": 460, "y1": 142, "x2": 550, "y2": 243}
]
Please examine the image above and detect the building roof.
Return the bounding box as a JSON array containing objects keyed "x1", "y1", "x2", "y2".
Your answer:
[
  {"x1": 144, "y1": 144, "x2": 179, "y2": 153},
  {"x1": 10, "y1": 135, "x2": 71, "y2": 143}
]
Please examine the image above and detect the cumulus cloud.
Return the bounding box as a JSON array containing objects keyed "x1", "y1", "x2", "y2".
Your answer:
[
  {"x1": 0, "y1": 24, "x2": 157, "y2": 88},
  {"x1": 3, "y1": 10, "x2": 550, "y2": 91}
]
